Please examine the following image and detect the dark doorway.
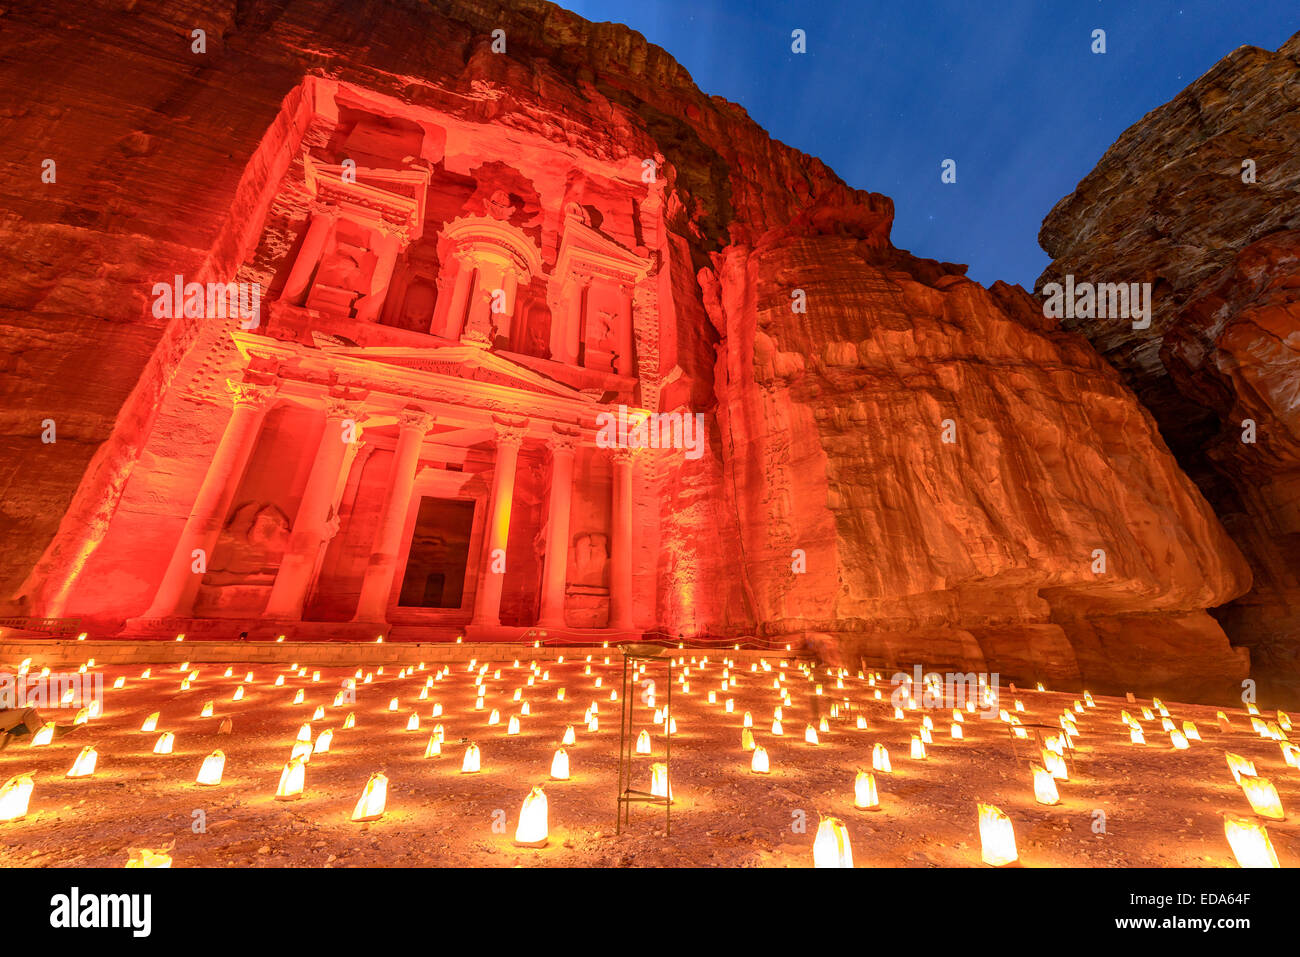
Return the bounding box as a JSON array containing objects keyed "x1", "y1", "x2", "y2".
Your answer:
[{"x1": 398, "y1": 497, "x2": 476, "y2": 608}]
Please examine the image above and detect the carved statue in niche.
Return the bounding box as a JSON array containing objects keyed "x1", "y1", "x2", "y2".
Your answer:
[
  {"x1": 570, "y1": 532, "x2": 609, "y2": 589},
  {"x1": 485, "y1": 189, "x2": 516, "y2": 221},
  {"x1": 205, "y1": 502, "x2": 292, "y2": 585},
  {"x1": 397, "y1": 278, "x2": 436, "y2": 332},
  {"x1": 308, "y1": 237, "x2": 374, "y2": 317}
]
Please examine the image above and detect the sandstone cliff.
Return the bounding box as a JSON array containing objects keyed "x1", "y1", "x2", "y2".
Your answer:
[
  {"x1": 0, "y1": 0, "x2": 1259, "y2": 701},
  {"x1": 1038, "y1": 30, "x2": 1300, "y2": 698}
]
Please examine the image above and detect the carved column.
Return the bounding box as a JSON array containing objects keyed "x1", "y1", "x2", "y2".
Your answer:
[
  {"x1": 470, "y1": 421, "x2": 528, "y2": 628},
  {"x1": 537, "y1": 430, "x2": 579, "y2": 629},
  {"x1": 283, "y1": 206, "x2": 336, "y2": 305},
  {"x1": 609, "y1": 447, "x2": 636, "y2": 631},
  {"x1": 442, "y1": 261, "x2": 474, "y2": 339},
  {"x1": 616, "y1": 283, "x2": 635, "y2": 376},
  {"x1": 264, "y1": 395, "x2": 365, "y2": 620},
  {"x1": 143, "y1": 379, "x2": 278, "y2": 619},
  {"x1": 500, "y1": 270, "x2": 520, "y2": 344},
  {"x1": 352, "y1": 408, "x2": 434, "y2": 623},
  {"x1": 565, "y1": 279, "x2": 586, "y2": 365},
  {"x1": 354, "y1": 225, "x2": 404, "y2": 323}
]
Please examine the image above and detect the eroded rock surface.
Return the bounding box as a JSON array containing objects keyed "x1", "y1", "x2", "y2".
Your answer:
[
  {"x1": 1038, "y1": 31, "x2": 1300, "y2": 695},
  {"x1": 0, "y1": 0, "x2": 1262, "y2": 701}
]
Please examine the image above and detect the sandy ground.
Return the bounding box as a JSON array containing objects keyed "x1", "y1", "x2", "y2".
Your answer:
[{"x1": 0, "y1": 654, "x2": 1295, "y2": 868}]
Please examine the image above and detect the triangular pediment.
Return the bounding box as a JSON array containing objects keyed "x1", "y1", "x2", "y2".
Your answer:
[{"x1": 323, "y1": 342, "x2": 596, "y2": 403}]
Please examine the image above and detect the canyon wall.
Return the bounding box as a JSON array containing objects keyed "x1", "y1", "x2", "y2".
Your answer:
[
  {"x1": 1038, "y1": 30, "x2": 1300, "y2": 698},
  {"x1": 0, "y1": 0, "x2": 1262, "y2": 700}
]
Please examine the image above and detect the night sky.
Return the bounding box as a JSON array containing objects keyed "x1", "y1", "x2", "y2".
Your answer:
[{"x1": 561, "y1": 0, "x2": 1299, "y2": 287}]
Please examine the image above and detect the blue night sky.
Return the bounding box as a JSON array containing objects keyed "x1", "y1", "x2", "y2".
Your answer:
[{"x1": 560, "y1": 0, "x2": 1299, "y2": 288}]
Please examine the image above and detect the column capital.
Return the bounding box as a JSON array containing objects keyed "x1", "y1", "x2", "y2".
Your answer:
[
  {"x1": 397, "y1": 407, "x2": 435, "y2": 434},
  {"x1": 611, "y1": 446, "x2": 640, "y2": 466},
  {"x1": 324, "y1": 394, "x2": 367, "y2": 421},
  {"x1": 226, "y1": 378, "x2": 279, "y2": 410},
  {"x1": 307, "y1": 200, "x2": 338, "y2": 220},
  {"x1": 493, "y1": 417, "x2": 530, "y2": 448},
  {"x1": 547, "y1": 428, "x2": 581, "y2": 456}
]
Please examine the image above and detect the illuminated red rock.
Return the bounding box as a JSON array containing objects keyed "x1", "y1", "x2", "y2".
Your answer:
[
  {"x1": 0, "y1": 0, "x2": 1257, "y2": 700},
  {"x1": 1039, "y1": 30, "x2": 1300, "y2": 696}
]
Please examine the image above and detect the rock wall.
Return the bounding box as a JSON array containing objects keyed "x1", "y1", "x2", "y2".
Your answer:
[
  {"x1": 1038, "y1": 30, "x2": 1300, "y2": 697},
  {"x1": 0, "y1": 0, "x2": 1263, "y2": 700}
]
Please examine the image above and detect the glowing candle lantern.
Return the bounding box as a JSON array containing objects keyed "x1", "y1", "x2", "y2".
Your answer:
[
  {"x1": 351, "y1": 772, "x2": 387, "y2": 822},
  {"x1": 312, "y1": 706, "x2": 324, "y2": 720},
  {"x1": 920, "y1": 725, "x2": 932, "y2": 744},
  {"x1": 125, "y1": 848, "x2": 172, "y2": 868},
  {"x1": 196, "y1": 750, "x2": 225, "y2": 786},
  {"x1": 819, "y1": 716, "x2": 830, "y2": 734},
  {"x1": 232, "y1": 686, "x2": 245, "y2": 702},
  {"x1": 856, "y1": 715, "x2": 868, "y2": 730},
  {"x1": 388, "y1": 698, "x2": 399, "y2": 712},
  {"x1": 910, "y1": 735, "x2": 926, "y2": 760},
  {"x1": 296, "y1": 723, "x2": 312, "y2": 743},
  {"x1": 406, "y1": 713, "x2": 420, "y2": 732},
  {"x1": 475, "y1": 697, "x2": 485, "y2": 711},
  {"x1": 854, "y1": 771, "x2": 879, "y2": 810},
  {"x1": 1182, "y1": 721, "x2": 1201, "y2": 741},
  {"x1": 1141, "y1": 707, "x2": 1154, "y2": 721},
  {"x1": 893, "y1": 707, "x2": 904, "y2": 721},
  {"x1": 1170, "y1": 730, "x2": 1190, "y2": 750},
  {"x1": 739, "y1": 726, "x2": 756, "y2": 751},
  {"x1": 1226, "y1": 752, "x2": 1256, "y2": 784},
  {"x1": 0, "y1": 773, "x2": 34, "y2": 822},
  {"x1": 742, "y1": 711, "x2": 753, "y2": 729},
  {"x1": 507, "y1": 715, "x2": 521, "y2": 736},
  {"x1": 751, "y1": 745, "x2": 770, "y2": 774},
  {"x1": 333, "y1": 692, "x2": 346, "y2": 708},
  {"x1": 873, "y1": 743, "x2": 892, "y2": 773},
  {"x1": 140, "y1": 668, "x2": 151, "y2": 680},
  {"x1": 805, "y1": 725, "x2": 819, "y2": 745},
  {"x1": 1281, "y1": 743, "x2": 1300, "y2": 769},
  {"x1": 1084, "y1": 691, "x2": 1095, "y2": 708},
  {"x1": 1032, "y1": 765, "x2": 1060, "y2": 806},
  {"x1": 514, "y1": 786, "x2": 549, "y2": 847},
  {"x1": 314, "y1": 730, "x2": 333, "y2": 754},
  {"x1": 290, "y1": 689, "x2": 304, "y2": 705},
  {"x1": 141, "y1": 712, "x2": 160, "y2": 733},
  {"x1": 556, "y1": 688, "x2": 566, "y2": 702},
  {"x1": 812, "y1": 816, "x2": 853, "y2": 868},
  {"x1": 772, "y1": 719, "x2": 784, "y2": 736},
  {"x1": 424, "y1": 735, "x2": 441, "y2": 758},
  {"x1": 1042, "y1": 749, "x2": 1068, "y2": 780},
  {"x1": 343, "y1": 712, "x2": 356, "y2": 730},
  {"x1": 631, "y1": 729, "x2": 652, "y2": 756},
  {"x1": 650, "y1": 763, "x2": 672, "y2": 801},
  {"x1": 291, "y1": 740, "x2": 313, "y2": 764},
  {"x1": 1224, "y1": 814, "x2": 1279, "y2": 868},
  {"x1": 587, "y1": 715, "x2": 599, "y2": 733},
  {"x1": 521, "y1": 702, "x2": 531, "y2": 716},
  {"x1": 153, "y1": 732, "x2": 174, "y2": 755},
  {"x1": 461, "y1": 743, "x2": 481, "y2": 774},
  {"x1": 67, "y1": 746, "x2": 98, "y2": 779},
  {"x1": 1161, "y1": 716, "x2": 1176, "y2": 733},
  {"x1": 30, "y1": 723, "x2": 54, "y2": 747},
  {"x1": 977, "y1": 803, "x2": 1018, "y2": 866},
  {"x1": 431, "y1": 703, "x2": 443, "y2": 718},
  {"x1": 112, "y1": 676, "x2": 126, "y2": 690},
  {"x1": 1129, "y1": 726, "x2": 1145, "y2": 745},
  {"x1": 1240, "y1": 777, "x2": 1284, "y2": 820},
  {"x1": 951, "y1": 722, "x2": 964, "y2": 739},
  {"x1": 561, "y1": 725, "x2": 576, "y2": 747}
]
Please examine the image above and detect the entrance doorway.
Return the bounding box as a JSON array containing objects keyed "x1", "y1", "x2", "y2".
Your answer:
[{"x1": 397, "y1": 497, "x2": 477, "y2": 608}]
